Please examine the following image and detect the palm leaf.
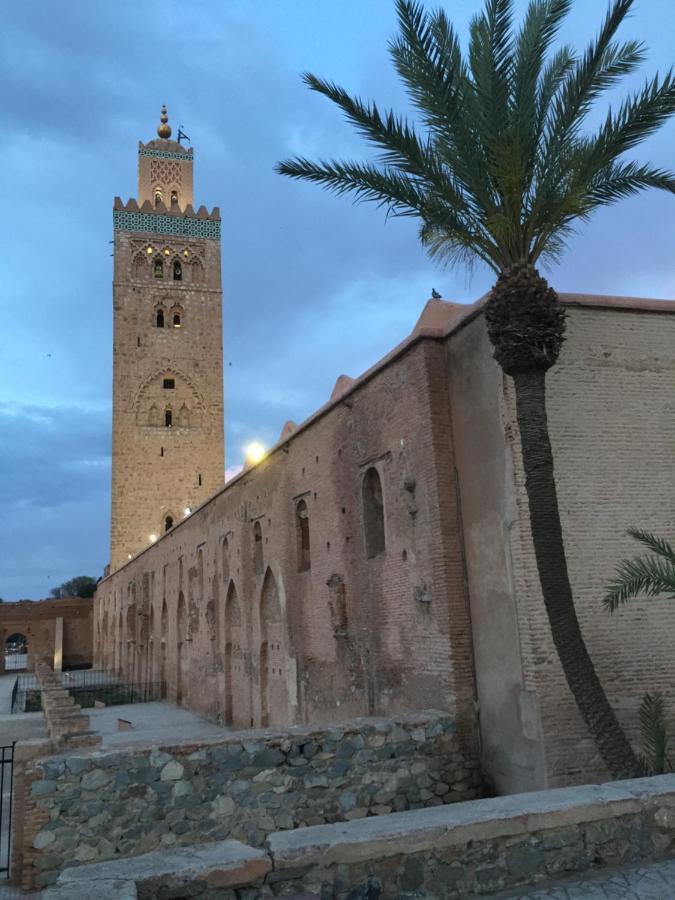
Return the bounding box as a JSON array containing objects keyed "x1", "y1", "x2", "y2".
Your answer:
[
  {"x1": 604, "y1": 528, "x2": 675, "y2": 613},
  {"x1": 638, "y1": 692, "x2": 671, "y2": 775}
]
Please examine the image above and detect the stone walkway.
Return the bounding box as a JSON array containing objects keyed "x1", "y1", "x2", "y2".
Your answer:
[
  {"x1": 1, "y1": 858, "x2": 675, "y2": 898},
  {"x1": 0, "y1": 675, "x2": 17, "y2": 715},
  {"x1": 496, "y1": 859, "x2": 675, "y2": 899}
]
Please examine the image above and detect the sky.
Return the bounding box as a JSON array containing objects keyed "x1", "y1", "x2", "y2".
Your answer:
[{"x1": 1, "y1": 0, "x2": 674, "y2": 600}]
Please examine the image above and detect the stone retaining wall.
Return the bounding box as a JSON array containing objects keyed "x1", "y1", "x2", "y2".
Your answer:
[
  {"x1": 19, "y1": 710, "x2": 479, "y2": 890},
  {"x1": 42, "y1": 773, "x2": 675, "y2": 899}
]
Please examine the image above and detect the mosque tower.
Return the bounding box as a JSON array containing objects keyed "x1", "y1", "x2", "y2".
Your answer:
[{"x1": 109, "y1": 106, "x2": 224, "y2": 570}]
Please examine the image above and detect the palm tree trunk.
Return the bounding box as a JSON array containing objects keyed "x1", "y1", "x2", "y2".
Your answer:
[{"x1": 512, "y1": 368, "x2": 640, "y2": 779}]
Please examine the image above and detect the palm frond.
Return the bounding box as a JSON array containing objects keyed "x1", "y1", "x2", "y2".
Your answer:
[
  {"x1": 543, "y1": 0, "x2": 642, "y2": 152},
  {"x1": 625, "y1": 528, "x2": 675, "y2": 563},
  {"x1": 604, "y1": 553, "x2": 675, "y2": 613},
  {"x1": 638, "y1": 692, "x2": 670, "y2": 775},
  {"x1": 276, "y1": 157, "x2": 428, "y2": 212},
  {"x1": 586, "y1": 70, "x2": 675, "y2": 169},
  {"x1": 514, "y1": 0, "x2": 572, "y2": 143}
]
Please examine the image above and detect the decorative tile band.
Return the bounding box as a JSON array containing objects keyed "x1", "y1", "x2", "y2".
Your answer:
[
  {"x1": 139, "y1": 148, "x2": 193, "y2": 161},
  {"x1": 113, "y1": 211, "x2": 220, "y2": 240}
]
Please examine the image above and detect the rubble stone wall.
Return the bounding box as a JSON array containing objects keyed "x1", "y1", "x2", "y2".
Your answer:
[{"x1": 19, "y1": 711, "x2": 480, "y2": 890}]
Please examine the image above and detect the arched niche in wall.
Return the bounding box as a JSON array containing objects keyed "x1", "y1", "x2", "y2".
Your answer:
[
  {"x1": 258, "y1": 565, "x2": 296, "y2": 728},
  {"x1": 362, "y1": 466, "x2": 386, "y2": 558},
  {"x1": 224, "y1": 580, "x2": 246, "y2": 728},
  {"x1": 133, "y1": 367, "x2": 204, "y2": 429}
]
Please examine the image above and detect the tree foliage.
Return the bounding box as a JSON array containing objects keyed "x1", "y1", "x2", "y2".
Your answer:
[
  {"x1": 604, "y1": 528, "x2": 675, "y2": 613},
  {"x1": 277, "y1": 0, "x2": 675, "y2": 273},
  {"x1": 50, "y1": 575, "x2": 98, "y2": 600},
  {"x1": 638, "y1": 692, "x2": 671, "y2": 776}
]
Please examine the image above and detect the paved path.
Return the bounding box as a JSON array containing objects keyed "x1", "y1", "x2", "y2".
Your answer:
[
  {"x1": 496, "y1": 859, "x2": 675, "y2": 899},
  {"x1": 0, "y1": 676, "x2": 17, "y2": 716},
  {"x1": 89, "y1": 700, "x2": 228, "y2": 749}
]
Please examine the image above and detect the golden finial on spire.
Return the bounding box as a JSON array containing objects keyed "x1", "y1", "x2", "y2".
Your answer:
[{"x1": 157, "y1": 105, "x2": 172, "y2": 139}]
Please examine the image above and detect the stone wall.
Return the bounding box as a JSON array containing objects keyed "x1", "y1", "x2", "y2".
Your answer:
[
  {"x1": 42, "y1": 773, "x2": 675, "y2": 899},
  {"x1": 17, "y1": 711, "x2": 479, "y2": 890}
]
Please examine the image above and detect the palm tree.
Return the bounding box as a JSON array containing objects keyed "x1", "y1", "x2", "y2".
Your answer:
[
  {"x1": 605, "y1": 528, "x2": 675, "y2": 612},
  {"x1": 605, "y1": 530, "x2": 675, "y2": 775},
  {"x1": 277, "y1": 0, "x2": 675, "y2": 778}
]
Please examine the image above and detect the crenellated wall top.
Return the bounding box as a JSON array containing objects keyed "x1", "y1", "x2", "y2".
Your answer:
[{"x1": 113, "y1": 196, "x2": 221, "y2": 240}]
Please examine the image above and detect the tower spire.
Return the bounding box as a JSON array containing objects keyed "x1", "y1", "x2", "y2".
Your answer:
[{"x1": 157, "y1": 105, "x2": 172, "y2": 139}]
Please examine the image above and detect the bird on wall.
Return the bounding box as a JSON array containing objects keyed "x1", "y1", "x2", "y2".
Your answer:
[{"x1": 431, "y1": 288, "x2": 441, "y2": 299}]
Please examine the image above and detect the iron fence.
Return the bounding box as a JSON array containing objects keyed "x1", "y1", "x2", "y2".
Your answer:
[
  {"x1": 70, "y1": 681, "x2": 165, "y2": 708},
  {"x1": 11, "y1": 671, "x2": 165, "y2": 713},
  {"x1": 0, "y1": 743, "x2": 14, "y2": 879}
]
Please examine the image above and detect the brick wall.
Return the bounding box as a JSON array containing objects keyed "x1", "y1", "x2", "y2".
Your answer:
[
  {"x1": 96, "y1": 336, "x2": 476, "y2": 746},
  {"x1": 97, "y1": 294, "x2": 675, "y2": 796},
  {"x1": 0, "y1": 597, "x2": 93, "y2": 672}
]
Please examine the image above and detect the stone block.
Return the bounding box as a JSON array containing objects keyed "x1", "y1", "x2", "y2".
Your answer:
[
  {"x1": 43, "y1": 879, "x2": 138, "y2": 899},
  {"x1": 58, "y1": 839, "x2": 271, "y2": 892}
]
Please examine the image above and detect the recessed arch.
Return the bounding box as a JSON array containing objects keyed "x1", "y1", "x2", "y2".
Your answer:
[
  {"x1": 296, "y1": 498, "x2": 311, "y2": 571},
  {"x1": 253, "y1": 521, "x2": 263, "y2": 576},
  {"x1": 224, "y1": 581, "x2": 245, "y2": 726},
  {"x1": 362, "y1": 466, "x2": 386, "y2": 558},
  {"x1": 4, "y1": 632, "x2": 28, "y2": 671},
  {"x1": 191, "y1": 258, "x2": 204, "y2": 284},
  {"x1": 176, "y1": 591, "x2": 187, "y2": 706},
  {"x1": 258, "y1": 565, "x2": 296, "y2": 727},
  {"x1": 133, "y1": 367, "x2": 205, "y2": 430},
  {"x1": 133, "y1": 254, "x2": 147, "y2": 279}
]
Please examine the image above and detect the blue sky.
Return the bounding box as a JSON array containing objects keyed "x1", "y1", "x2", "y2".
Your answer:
[{"x1": 1, "y1": 0, "x2": 674, "y2": 599}]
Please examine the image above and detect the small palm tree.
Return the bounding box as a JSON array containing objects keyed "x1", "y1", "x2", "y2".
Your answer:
[
  {"x1": 605, "y1": 530, "x2": 675, "y2": 775},
  {"x1": 278, "y1": 0, "x2": 675, "y2": 778}
]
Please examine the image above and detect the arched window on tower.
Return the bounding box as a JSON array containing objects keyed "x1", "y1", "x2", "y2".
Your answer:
[
  {"x1": 253, "y1": 521, "x2": 263, "y2": 576},
  {"x1": 165, "y1": 407, "x2": 173, "y2": 428},
  {"x1": 156, "y1": 309, "x2": 165, "y2": 328},
  {"x1": 173, "y1": 311, "x2": 181, "y2": 328},
  {"x1": 154, "y1": 258, "x2": 164, "y2": 279},
  {"x1": 154, "y1": 189, "x2": 163, "y2": 207},
  {"x1": 165, "y1": 515, "x2": 174, "y2": 532},
  {"x1": 362, "y1": 467, "x2": 385, "y2": 558},
  {"x1": 171, "y1": 190, "x2": 178, "y2": 208},
  {"x1": 173, "y1": 260, "x2": 182, "y2": 281},
  {"x1": 296, "y1": 499, "x2": 311, "y2": 571}
]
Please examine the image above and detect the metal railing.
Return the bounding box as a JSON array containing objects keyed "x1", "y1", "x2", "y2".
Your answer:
[
  {"x1": 11, "y1": 671, "x2": 164, "y2": 713},
  {"x1": 0, "y1": 743, "x2": 14, "y2": 879},
  {"x1": 70, "y1": 681, "x2": 164, "y2": 708}
]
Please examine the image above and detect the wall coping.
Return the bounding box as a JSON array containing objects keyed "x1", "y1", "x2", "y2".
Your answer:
[
  {"x1": 40, "y1": 708, "x2": 455, "y2": 761},
  {"x1": 267, "y1": 774, "x2": 675, "y2": 869},
  {"x1": 58, "y1": 839, "x2": 270, "y2": 887}
]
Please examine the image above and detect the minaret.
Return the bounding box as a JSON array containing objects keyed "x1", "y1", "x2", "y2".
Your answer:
[{"x1": 109, "y1": 107, "x2": 224, "y2": 571}]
